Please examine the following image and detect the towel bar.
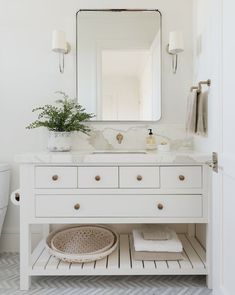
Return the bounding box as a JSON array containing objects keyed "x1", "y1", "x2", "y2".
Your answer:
[{"x1": 190, "y1": 79, "x2": 211, "y2": 92}]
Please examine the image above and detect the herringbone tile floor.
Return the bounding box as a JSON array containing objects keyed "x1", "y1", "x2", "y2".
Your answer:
[{"x1": 0, "y1": 253, "x2": 212, "y2": 295}]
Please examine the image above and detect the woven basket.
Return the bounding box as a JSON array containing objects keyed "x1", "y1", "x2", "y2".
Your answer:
[{"x1": 46, "y1": 225, "x2": 118, "y2": 263}]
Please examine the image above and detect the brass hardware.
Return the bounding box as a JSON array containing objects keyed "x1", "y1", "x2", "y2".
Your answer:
[
  {"x1": 157, "y1": 203, "x2": 164, "y2": 210},
  {"x1": 74, "y1": 203, "x2": 80, "y2": 210},
  {"x1": 95, "y1": 175, "x2": 101, "y2": 181},
  {"x1": 52, "y1": 175, "x2": 59, "y2": 181},
  {"x1": 137, "y1": 175, "x2": 142, "y2": 181},
  {"x1": 116, "y1": 133, "x2": 124, "y2": 144},
  {"x1": 15, "y1": 192, "x2": 20, "y2": 202},
  {"x1": 179, "y1": 175, "x2": 185, "y2": 181},
  {"x1": 205, "y1": 152, "x2": 218, "y2": 173}
]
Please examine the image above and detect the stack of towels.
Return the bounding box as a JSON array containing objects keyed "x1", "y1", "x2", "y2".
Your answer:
[{"x1": 132, "y1": 225, "x2": 184, "y2": 261}]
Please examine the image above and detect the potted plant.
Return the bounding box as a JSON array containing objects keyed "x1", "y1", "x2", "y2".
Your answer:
[{"x1": 26, "y1": 92, "x2": 94, "y2": 151}]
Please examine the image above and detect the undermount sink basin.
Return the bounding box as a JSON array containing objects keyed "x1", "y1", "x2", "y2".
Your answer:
[{"x1": 92, "y1": 151, "x2": 147, "y2": 155}]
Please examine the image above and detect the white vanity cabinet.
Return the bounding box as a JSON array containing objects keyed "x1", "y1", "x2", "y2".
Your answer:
[{"x1": 17, "y1": 156, "x2": 211, "y2": 290}]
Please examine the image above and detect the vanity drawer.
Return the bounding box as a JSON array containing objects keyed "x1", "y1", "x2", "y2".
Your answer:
[
  {"x1": 78, "y1": 167, "x2": 118, "y2": 188},
  {"x1": 119, "y1": 167, "x2": 160, "y2": 188},
  {"x1": 160, "y1": 166, "x2": 202, "y2": 188},
  {"x1": 35, "y1": 194, "x2": 202, "y2": 218},
  {"x1": 35, "y1": 167, "x2": 77, "y2": 188}
]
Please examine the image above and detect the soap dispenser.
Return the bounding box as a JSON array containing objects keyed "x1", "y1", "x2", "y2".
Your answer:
[{"x1": 146, "y1": 129, "x2": 156, "y2": 150}]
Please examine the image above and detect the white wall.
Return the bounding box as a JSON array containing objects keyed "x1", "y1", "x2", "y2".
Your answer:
[
  {"x1": 102, "y1": 76, "x2": 140, "y2": 120},
  {"x1": 193, "y1": 0, "x2": 221, "y2": 152},
  {"x1": 0, "y1": 0, "x2": 193, "y2": 252}
]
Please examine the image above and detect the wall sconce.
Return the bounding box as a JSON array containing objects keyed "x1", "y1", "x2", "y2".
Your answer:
[
  {"x1": 52, "y1": 30, "x2": 71, "y2": 74},
  {"x1": 167, "y1": 31, "x2": 184, "y2": 74}
]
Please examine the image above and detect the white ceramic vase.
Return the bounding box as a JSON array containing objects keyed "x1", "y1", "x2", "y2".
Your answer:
[{"x1": 48, "y1": 131, "x2": 72, "y2": 152}]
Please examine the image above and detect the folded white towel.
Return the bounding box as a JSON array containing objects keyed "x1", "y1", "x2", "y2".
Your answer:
[
  {"x1": 133, "y1": 229, "x2": 183, "y2": 253},
  {"x1": 142, "y1": 225, "x2": 171, "y2": 240},
  {"x1": 186, "y1": 89, "x2": 198, "y2": 134}
]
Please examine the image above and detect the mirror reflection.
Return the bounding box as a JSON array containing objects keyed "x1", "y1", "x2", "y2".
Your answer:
[{"x1": 77, "y1": 10, "x2": 161, "y2": 121}]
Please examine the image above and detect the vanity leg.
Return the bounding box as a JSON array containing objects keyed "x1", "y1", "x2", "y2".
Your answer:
[
  {"x1": 20, "y1": 223, "x2": 31, "y2": 290},
  {"x1": 206, "y1": 223, "x2": 213, "y2": 289}
]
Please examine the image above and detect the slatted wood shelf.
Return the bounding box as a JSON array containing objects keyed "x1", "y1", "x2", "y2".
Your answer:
[{"x1": 30, "y1": 234, "x2": 207, "y2": 276}]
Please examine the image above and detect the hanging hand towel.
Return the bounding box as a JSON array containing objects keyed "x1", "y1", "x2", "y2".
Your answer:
[
  {"x1": 196, "y1": 90, "x2": 208, "y2": 136},
  {"x1": 133, "y1": 229, "x2": 183, "y2": 253},
  {"x1": 186, "y1": 89, "x2": 198, "y2": 134},
  {"x1": 142, "y1": 225, "x2": 171, "y2": 240}
]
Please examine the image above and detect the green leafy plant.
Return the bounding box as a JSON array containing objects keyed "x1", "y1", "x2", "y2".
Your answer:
[{"x1": 26, "y1": 92, "x2": 94, "y2": 134}]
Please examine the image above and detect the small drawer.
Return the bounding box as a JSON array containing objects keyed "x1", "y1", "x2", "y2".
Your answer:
[
  {"x1": 35, "y1": 194, "x2": 202, "y2": 218},
  {"x1": 160, "y1": 166, "x2": 202, "y2": 188},
  {"x1": 35, "y1": 167, "x2": 77, "y2": 188},
  {"x1": 78, "y1": 167, "x2": 118, "y2": 188},
  {"x1": 153, "y1": 195, "x2": 202, "y2": 217},
  {"x1": 119, "y1": 166, "x2": 159, "y2": 188}
]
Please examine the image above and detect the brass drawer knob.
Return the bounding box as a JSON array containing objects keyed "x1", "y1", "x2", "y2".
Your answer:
[
  {"x1": 157, "y1": 203, "x2": 164, "y2": 210},
  {"x1": 137, "y1": 175, "x2": 142, "y2": 181},
  {"x1": 15, "y1": 192, "x2": 20, "y2": 202},
  {"x1": 74, "y1": 203, "x2": 80, "y2": 210},
  {"x1": 95, "y1": 175, "x2": 101, "y2": 181},
  {"x1": 52, "y1": 175, "x2": 59, "y2": 181},
  {"x1": 179, "y1": 175, "x2": 185, "y2": 181}
]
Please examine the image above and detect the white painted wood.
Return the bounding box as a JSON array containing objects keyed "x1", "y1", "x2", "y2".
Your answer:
[
  {"x1": 187, "y1": 235, "x2": 206, "y2": 263},
  {"x1": 69, "y1": 261, "x2": 83, "y2": 271},
  {"x1": 45, "y1": 255, "x2": 60, "y2": 270},
  {"x1": 42, "y1": 225, "x2": 50, "y2": 238},
  {"x1": 119, "y1": 166, "x2": 160, "y2": 188},
  {"x1": 178, "y1": 251, "x2": 192, "y2": 270},
  {"x1": 78, "y1": 167, "x2": 118, "y2": 188},
  {"x1": 28, "y1": 217, "x2": 209, "y2": 224},
  {"x1": 35, "y1": 194, "x2": 203, "y2": 218},
  {"x1": 205, "y1": 0, "x2": 235, "y2": 292},
  {"x1": 35, "y1": 166, "x2": 77, "y2": 188},
  {"x1": 129, "y1": 236, "x2": 143, "y2": 270},
  {"x1": 57, "y1": 259, "x2": 71, "y2": 271},
  {"x1": 187, "y1": 224, "x2": 196, "y2": 237},
  {"x1": 34, "y1": 187, "x2": 203, "y2": 195},
  {"x1": 19, "y1": 163, "x2": 209, "y2": 287},
  {"x1": 166, "y1": 260, "x2": 180, "y2": 270},
  {"x1": 179, "y1": 234, "x2": 205, "y2": 269},
  {"x1": 119, "y1": 234, "x2": 131, "y2": 269},
  {"x1": 31, "y1": 240, "x2": 45, "y2": 268},
  {"x1": 154, "y1": 260, "x2": 168, "y2": 270},
  {"x1": 160, "y1": 166, "x2": 202, "y2": 188},
  {"x1": 142, "y1": 259, "x2": 156, "y2": 270},
  {"x1": 20, "y1": 165, "x2": 34, "y2": 290},
  {"x1": 29, "y1": 234, "x2": 207, "y2": 276},
  {"x1": 32, "y1": 247, "x2": 50, "y2": 271},
  {"x1": 95, "y1": 256, "x2": 107, "y2": 269},
  {"x1": 106, "y1": 241, "x2": 119, "y2": 269}
]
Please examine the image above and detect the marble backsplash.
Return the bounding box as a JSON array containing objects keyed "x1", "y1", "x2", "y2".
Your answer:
[{"x1": 70, "y1": 124, "x2": 193, "y2": 151}]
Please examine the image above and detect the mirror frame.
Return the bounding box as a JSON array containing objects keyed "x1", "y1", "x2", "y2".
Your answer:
[{"x1": 75, "y1": 9, "x2": 162, "y2": 123}]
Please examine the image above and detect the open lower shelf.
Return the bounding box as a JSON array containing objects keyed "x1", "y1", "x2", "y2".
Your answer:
[{"x1": 30, "y1": 234, "x2": 207, "y2": 276}]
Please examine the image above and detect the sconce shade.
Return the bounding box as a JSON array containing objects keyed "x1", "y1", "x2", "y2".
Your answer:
[
  {"x1": 168, "y1": 31, "x2": 184, "y2": 54},
  {"x1": 52, "y1": 30, "x2": 67, "y2": 53}
]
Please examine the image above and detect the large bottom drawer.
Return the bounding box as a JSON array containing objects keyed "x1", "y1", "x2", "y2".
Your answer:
[{"x1": 35, "y1": 195, "x2": 203, "y2": 218}]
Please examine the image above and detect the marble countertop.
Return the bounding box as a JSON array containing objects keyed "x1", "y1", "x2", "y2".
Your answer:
[{"x1": 15, "y1": 150, "x2": 211, "y2": 165}]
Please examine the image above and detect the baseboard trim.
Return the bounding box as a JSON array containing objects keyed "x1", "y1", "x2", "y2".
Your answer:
[{"x1": 0, "y1": 232, "x2": 42, "y2": 253}]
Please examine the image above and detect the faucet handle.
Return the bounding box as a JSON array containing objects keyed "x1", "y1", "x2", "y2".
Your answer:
[{"x1": 116, "y1": 133, "x2": 124, "y2": 144}]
